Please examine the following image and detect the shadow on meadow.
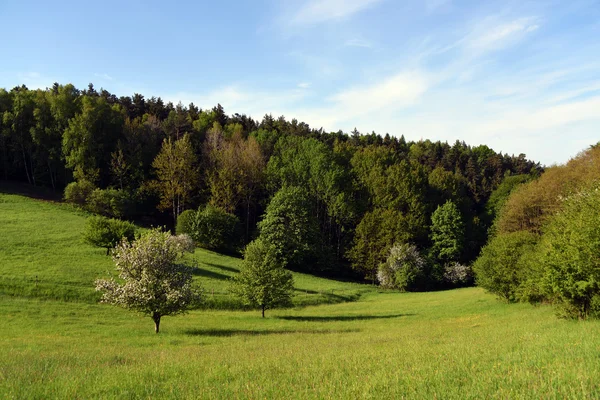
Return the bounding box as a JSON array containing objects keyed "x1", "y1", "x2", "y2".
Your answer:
[
  {"x1": 184, "y1": 328, "x2": 359, "y2": 337},
  {"x1": 202, "y1": 262, "x2": 239, "y2": 274},
  {"x1": 277, "y1": 313, "x2": 414, "y2": 322},
  {"x1": 191, "y1": 267, "x2": 231, "y2": 281}
]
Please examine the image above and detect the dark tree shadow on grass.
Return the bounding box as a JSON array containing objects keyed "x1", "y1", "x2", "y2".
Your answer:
[
  {"x1": 185, "y1": 328, "x2": 359, "y2": 337},
  {"x1": 277, "y1": 313, "x2": 414, "y2": 322},
  {"x1": 202, "y1": 262, "x2": 239, "y2": 274},
  {"x1": 191, "y1": 267, "x2": 231, "y2": 281}
]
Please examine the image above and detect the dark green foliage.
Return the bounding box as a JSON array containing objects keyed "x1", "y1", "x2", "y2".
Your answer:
[
  {"x1": 87, "y1": 188, "x2": 131, "y2": 218},
  {"x1": 177, "y1": 205, "x2": 241, "y2": 253},
  {"x1": 257, "y1": 186, "x2": 322, "y2": 272},
  {"x1": 347, "y1": 209, "x2": 412, "y2": 282},
  {"x1": 64, "y1": 180, "x2": 96, "y2": 206},
  {"x1": 195, "y1": 205, "x2": 241, "y2": 253},
  {"x1": 472, "y1": 231, "x2": 538, "y2": 302},
  {"x1": 1, "y1": 82, "x2": 542, "y2": 284},
  {"x1": 430, "y1": 200, "x2": 465, "y2": 264},
  {"x1": 230, "y1": 238, "x2": 294, "y2": 317},
  {"x1": 83, "y1": 216, "x2": 136, "y2": 255},
  {"x1": 175, "y1": 209, "x2": 196, "y2": 236}
]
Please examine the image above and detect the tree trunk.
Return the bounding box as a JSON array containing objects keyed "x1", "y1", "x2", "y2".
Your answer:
[
  {"x1": 106, "y1": 247, "x2": 110, "y2": 256},
  {"x1": 261, "y1": 304, "x2": 265, "y2": 318},
  {"x1": 153, "y1": 313, "x2": 161, "y2": 333}
]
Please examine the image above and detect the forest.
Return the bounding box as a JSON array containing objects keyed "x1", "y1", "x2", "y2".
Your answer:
[{"x1": 0, "y1": 82, "x2": 542, "y2": 286}]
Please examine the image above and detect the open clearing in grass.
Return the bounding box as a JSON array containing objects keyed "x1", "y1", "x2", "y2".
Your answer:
[
  {"x1": 2, "y1": 289, "x2": 599, "y2": 399},
  {"x1": 2, "y1": 191, "x2": 599, "y2": 398}
]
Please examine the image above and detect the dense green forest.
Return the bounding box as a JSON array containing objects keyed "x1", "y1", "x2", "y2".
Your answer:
[{"x1": 0, "y1": 83, "x2": 541, "y2": 284}]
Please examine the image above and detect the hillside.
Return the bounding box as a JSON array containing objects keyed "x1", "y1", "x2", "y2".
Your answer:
[
  {"x1": 2, "y1": 191, "x2": 600, "y2": 398},
  {"x1": 0, "y1": 192, "x2": 372, "y2": 307}
]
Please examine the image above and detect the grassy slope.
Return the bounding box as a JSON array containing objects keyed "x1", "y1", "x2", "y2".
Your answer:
[
  {"x1": 2, "y1": 192, "x2": 599, "y2": 398},
  {"x1": 0, "y1": 192, "x2": 372, "y2": 306}
]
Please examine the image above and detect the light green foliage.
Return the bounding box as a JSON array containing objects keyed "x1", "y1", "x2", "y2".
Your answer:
[
  {"x1": 152, "y1": 134, "x2": 197, "y2": 222},
  {"x1": 257, "y1": 186, "x2": 321, "y2": 271},
  {"x1": 537, "y1": 188, "x2": 600, "y2": 318},
  {"x1": 430, "y1": 200, "x2": 465, "y2": 264},
  {"x1": 485, "y1": 174, "x2": 531, "y2": 222},
  {"x1": 230, "y1": 238, "x2": 294, "y2": 317},
  {"x1": 95, "y1": 229, "x2": 199, "y2": 332},
  {"x1": 83, "y1": 216, "x2": 136, "y2": 255},
  {"x1": 377, "y1": 243, "x2": 426, "y2": 291},
  {"x1": 473, "y1": 231, "x2": 538, "y2": 301}
]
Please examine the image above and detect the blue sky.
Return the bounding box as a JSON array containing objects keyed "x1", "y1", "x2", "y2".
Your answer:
[{"x1": 1, "y1": 0, "x2": 599, "y2": 165}]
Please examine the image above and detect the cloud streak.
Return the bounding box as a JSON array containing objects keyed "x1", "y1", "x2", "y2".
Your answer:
[{"x1": 290, "y1": 0, "x2": 384, "y2": 25}]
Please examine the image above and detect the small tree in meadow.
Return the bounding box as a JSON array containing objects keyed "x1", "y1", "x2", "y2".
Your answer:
[
  {"x1": 377, "y1": 243, "x2": 426, "y2": 291},
  {"x1": 83, "y1": 216, "x2": 136, "y2": 255},
  {"x1": 95, "y1": 229, "x2": 199, "y2": 333},
  {"x1": 231, "y1": 238, "x2": 294, "y2": 318}
]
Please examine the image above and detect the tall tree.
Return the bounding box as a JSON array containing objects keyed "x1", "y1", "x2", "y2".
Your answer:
[{"x1": 152, "y1": 134, "x2": 198, "y2": 224}]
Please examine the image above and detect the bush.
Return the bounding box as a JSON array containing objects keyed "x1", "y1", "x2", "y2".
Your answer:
[
  {"x1": 472, "y1": 231, "x2": 538, "y2": 302},
  {"x1": 443, "y1": 262, "x2": 473, "y2": 286},
  {"x1": 87, "y1": 188, "x2": 131, "y2": 218},
  {"x1": 64, "y1": 180, "x2": 96, "y2": 206},
  {"x1": 537, "y1": 187, "x2": 600, "y2": 319},
  {"x1": 178, "y1": 205, "x2": 241, "y2": 253},
  {"x1": 377, "y1": 243, "x2": 426, "y2": 291},
  {"x1": 83, "y1": 216, "x2": 136, "y2": 255},
  {"x1": 168, "y1": 234, "x2": 195, "y2": 255},
  {"x1": 176, "y1": 209, "x2": 196, "y2": 236}
]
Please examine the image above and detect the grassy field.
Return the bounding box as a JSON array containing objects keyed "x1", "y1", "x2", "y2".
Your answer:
[
  {"x1": 0, "y1": 192, "x2": 371, "y2": 307},
  {"x1": 2, "y1": 191, "x2": 600, "y2": 398}
]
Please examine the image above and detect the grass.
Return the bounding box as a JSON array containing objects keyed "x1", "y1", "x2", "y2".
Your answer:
[
  {"x1": 0, "y1": 192, "x2": 372, "y2": 307},
  {"x1": 2, "y1": 189, "x2": 600, "y2": 398},
  {"x1": 1, "y1": 290, "x2": 599, "y2": 398}
]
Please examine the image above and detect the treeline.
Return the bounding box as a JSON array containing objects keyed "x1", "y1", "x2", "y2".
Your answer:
[
  {"x1": 474, "y1": 145, "x2": 600, "y2": 318},
  {"x1": 0, "y1": 83, "x2": 541, "y2": 282}
]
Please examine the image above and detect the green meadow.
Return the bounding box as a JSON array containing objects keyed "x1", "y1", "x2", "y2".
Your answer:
[{"x1": 1, "y1": 192, "x2": 599, "y2": 399}]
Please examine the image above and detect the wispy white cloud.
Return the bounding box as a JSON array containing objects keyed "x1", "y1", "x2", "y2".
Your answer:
[
  {"x1": 290, "y1": 0, "x2": 384, "y2": 25},
  {"x1": 297, "y1": 82, "x2": 311, "y2": 89},
  {"x1": 425, "y1": 0, "x2": 451, "y2": 12},
  {"x1": 345, "y1": 38, "x2": 373, "y2": 48},
  {"x1": 468, "y1": 17, "x2": 540, "y2": 51},
  {"x1": 94, "y1": 73, "x2": 113, "y2": 81},
  {"x1": 327, "y1": 71, "x2": 428, "y2": 116}
]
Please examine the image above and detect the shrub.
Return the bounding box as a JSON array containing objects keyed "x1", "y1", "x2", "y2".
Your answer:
[
  {"x1": 185, "y1": 205, "x2": 241, "y2": 253},
  {"x1": 64, "y1": 180, "x2": 96, "y2": 206},
  {"x1": 472, "y1": 231, "x2": 538, "y2": 302},
  {"x1": 168, "y1": 234, "x2": 195, "y2": 255},
  {"x1": 176, "y1": 209, "x2": 196, "y2": 236},
  {"x1": 377, "y1": 243, "x2": 426, "y2": 291},
  {"x1": 87, "y1": 188, "x2": 131, "y2": 218},
  {"x1": 537, "y1": 187, "x2": 600, "y2": 319},
  {"x1": 83, "y1": 216, "x2": 136, "y2": 255},
  {"x1": 443, "y1": 262, "x2": 473, "y2": 286}
]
